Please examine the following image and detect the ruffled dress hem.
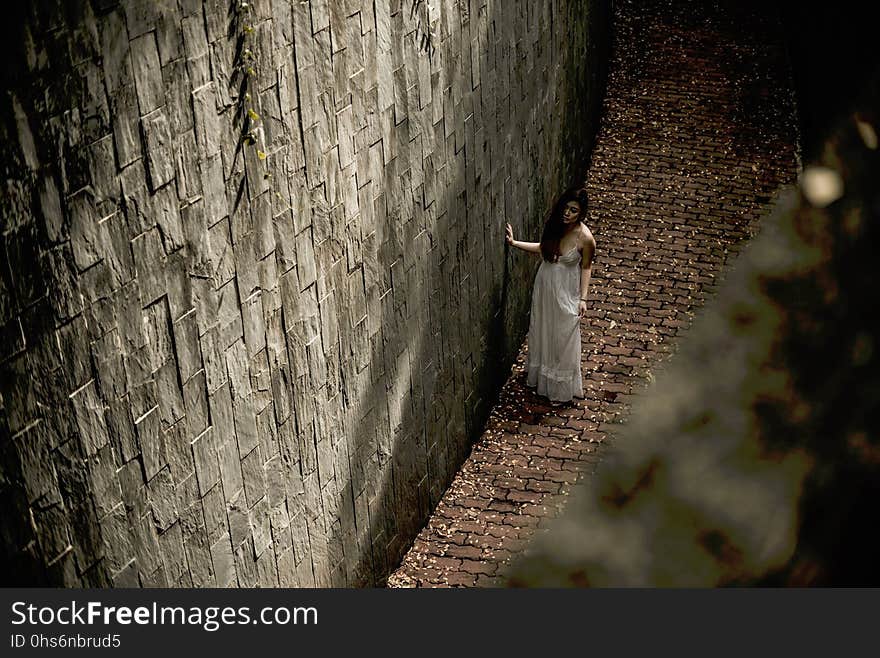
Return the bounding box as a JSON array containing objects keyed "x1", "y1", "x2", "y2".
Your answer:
[{"x1": 526, "y1": 363, "x2": 584, "y2": 402}]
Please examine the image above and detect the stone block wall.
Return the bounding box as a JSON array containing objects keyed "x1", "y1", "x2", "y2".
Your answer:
[{"x1": 0, "y1": 0, "x2": 608, "y2": 586}]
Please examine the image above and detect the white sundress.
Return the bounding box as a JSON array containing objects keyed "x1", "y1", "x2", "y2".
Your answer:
[{"x1": 526, "y1": 247, "x2": 584, "y2": 402}]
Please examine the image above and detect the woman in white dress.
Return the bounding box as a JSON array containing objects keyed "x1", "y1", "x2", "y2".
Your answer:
[{"x1": 506, "y1": 188, "x2": 595, "y2": 403}]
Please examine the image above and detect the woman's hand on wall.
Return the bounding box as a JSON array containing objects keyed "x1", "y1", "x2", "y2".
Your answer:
[{"x1": 505, "y1": 223, "x2": 514, "y2": 245}]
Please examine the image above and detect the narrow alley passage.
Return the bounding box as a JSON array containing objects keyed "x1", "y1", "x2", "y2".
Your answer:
[{"x1": 388, "y1": 0, "x2": 799, "y2": 587}]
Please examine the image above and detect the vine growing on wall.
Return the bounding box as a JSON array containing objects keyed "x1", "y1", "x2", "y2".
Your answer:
[
  {"x1": 410, "y1": 0, "x2": 437, "y2": 61},
  {"x1": 232, "y1": 0, "x2": 271, "y2": 190}
]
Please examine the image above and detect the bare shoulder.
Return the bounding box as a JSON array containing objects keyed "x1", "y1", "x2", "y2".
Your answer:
[
  {"x1": 579, "y1": 225, "x2": 596, "y2": 267},
  {"x1": 579, "y1": 224, "x2": 596, "y2": 249}
]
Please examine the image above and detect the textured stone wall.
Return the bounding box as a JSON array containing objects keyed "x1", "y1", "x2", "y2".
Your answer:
[{"x1": 0, "y1": 0, "x2": 608, "y2": 586}]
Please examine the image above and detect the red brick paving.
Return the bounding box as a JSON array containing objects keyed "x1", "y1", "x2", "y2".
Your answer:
[{"x1": 387, "y1": 0, "x2": 799, "y2": 587}]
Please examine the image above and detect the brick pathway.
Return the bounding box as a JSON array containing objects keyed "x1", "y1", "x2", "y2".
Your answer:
[{"x1": 387, "y1": 0, "x2": 799, "y2": 587}]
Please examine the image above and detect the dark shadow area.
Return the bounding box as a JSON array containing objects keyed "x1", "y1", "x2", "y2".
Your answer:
[{"x1": 774, "y1": 0, "x2": 880, "y2": 160}]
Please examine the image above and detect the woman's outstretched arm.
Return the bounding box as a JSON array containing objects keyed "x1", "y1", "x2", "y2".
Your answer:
[{"x1": 506, "y1": 223, "x2": 541, "y2": 254}]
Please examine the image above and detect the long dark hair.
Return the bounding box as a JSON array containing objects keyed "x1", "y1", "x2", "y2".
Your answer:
[{"x1": 540, "y1": 187, "x2": 588, "y2": 262}]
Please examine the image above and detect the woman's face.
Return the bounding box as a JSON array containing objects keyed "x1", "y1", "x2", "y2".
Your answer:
[{"x1": 562, "y1": 201, "x2": 582, "y2": 224}]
